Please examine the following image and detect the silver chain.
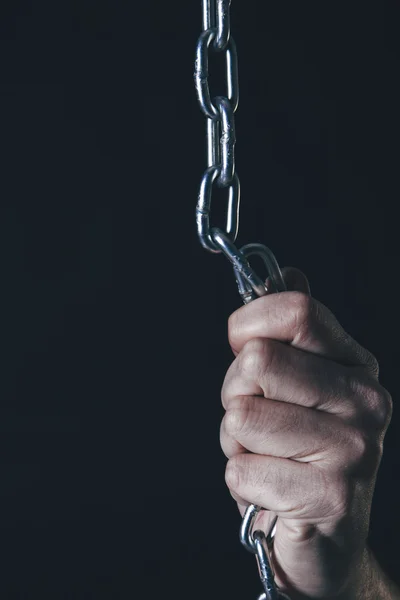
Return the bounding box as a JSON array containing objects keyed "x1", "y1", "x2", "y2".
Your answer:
[{"x1": 194, "y1": 2, "x2": 292, "y2": 599}]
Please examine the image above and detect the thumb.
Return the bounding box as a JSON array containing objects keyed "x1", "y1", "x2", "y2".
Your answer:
[{"x1": 280, "y1": 266, "x2": 311, "y2": 295}]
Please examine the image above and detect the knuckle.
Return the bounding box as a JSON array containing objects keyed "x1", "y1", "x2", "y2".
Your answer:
[
  {"x1": 221, "y1": 361, "x2": 238, "y2": 410},
  {"x1": 219, "y1": 419, "x2": 226, "y2": 446},
  {"x1": 336, "y1": 424, "x2": 383, "y2": 478},
  {"x1": 219, "y1": 419, "x2": 234, "y2": 459},
  {"x1": 228, "y1": 309, "x2": 242, "y2": 350},
  {"x1": 349, "y1": 430, "x2": 370, "y2": 464},
  {"x1": 225, "y1": 456, "x2": 242, "y2": 490},
  {"x1": 239, "y1": 338, "x2": 274, "y2": 380},
  {"x1": 345, "y1": 429, "x2": 379, "y2": 471},
  {"x1": 351, "y1": 377, "x2": 393, "y2": 428},
  {"x1": 224, "y1": 402, "x2": 251, "y2": 438},
  {"x1": 221, "y1": 376, "x2": 230, "y2": 411},
  {"x1": 224, "y1": 396, "x2": 262, "y2": 438},
  {"x1": 292, "y1": 292, "x2": 316, "y2": 341},
  {"x1": 377, "y1": 387, "x2": 393, "y2": 426}
]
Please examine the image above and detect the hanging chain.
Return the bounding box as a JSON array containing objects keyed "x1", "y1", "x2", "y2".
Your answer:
[{"x1": 194, "y1": 2, "x2": 292, "y2": 600}]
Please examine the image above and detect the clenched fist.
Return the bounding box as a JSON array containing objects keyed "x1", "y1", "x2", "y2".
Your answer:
[{"x1": 220, "y1": 268, "x2": 393, "y2": 599}]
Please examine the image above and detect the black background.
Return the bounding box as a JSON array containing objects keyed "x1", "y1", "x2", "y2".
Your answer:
[{"x1": 1, "y1": 1, "x2": 399, "y2": 598}]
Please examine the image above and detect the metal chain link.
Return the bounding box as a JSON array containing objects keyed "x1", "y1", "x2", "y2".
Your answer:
[{"x1": 194, "y1": 2, "x2": 293, "y2": 599}]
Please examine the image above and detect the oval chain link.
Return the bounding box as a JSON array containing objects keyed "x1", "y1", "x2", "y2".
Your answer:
[
  {"x1": 194, "y1": 2, "x2": 291, "y2": 599},
  {"x1": 196, "y1": 166, "x2": 240, "y2": 253},
  {"x1": 194, "y1": 29, "x2": 239, "y2": 121}
]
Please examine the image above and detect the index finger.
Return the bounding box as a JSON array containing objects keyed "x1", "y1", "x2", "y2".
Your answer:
[{"x1": 228, "y1": 291, "x2": 379, "y2": 377}]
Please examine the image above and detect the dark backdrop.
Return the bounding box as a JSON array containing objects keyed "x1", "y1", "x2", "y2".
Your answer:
[{"x1": 1, "y1": 1, "x2": 399, "y2": 598}]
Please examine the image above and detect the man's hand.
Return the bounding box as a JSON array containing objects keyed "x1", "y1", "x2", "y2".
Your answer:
[{"x1": 220, "y1": 268, "x2": 393, "y2": 599}]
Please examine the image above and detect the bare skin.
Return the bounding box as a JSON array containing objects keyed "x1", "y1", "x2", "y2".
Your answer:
[{"x1": 220, "y1": 267, "x2": 397, "y2": 599}]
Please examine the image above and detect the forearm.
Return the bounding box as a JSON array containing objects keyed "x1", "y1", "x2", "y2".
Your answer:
[{"x1": 353, "y1": 546, "x2": 400, "y2": 600}]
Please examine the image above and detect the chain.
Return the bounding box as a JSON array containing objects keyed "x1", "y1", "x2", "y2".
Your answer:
[{"x1": 194, "y1": 2, "x2": 292, "y2": 599}]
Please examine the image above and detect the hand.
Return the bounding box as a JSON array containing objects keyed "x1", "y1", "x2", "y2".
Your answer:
[{"x1": 220, "y1": 268, "x2": 393, "y2": 599}]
